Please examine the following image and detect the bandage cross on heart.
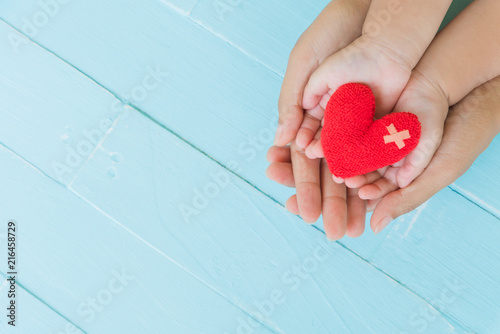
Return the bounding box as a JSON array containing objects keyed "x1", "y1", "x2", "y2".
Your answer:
[{"x1": 321, "y1": 83, "x2": 421, "y2": 179}]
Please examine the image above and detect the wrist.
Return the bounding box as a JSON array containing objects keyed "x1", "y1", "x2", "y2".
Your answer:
[
  {"x1": 358, "y1": 34, "x2": 416, "y2": 73},
  {"x1": 361, "y1": 0, "x2": 453, "y2": 69}
]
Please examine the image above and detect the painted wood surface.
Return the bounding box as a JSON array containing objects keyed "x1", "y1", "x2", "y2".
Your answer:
[
  {"x1": 190, "y1": 0, "x2": 330, "y2": 75},
  {"x1": 0, "y1": 146, "x2": 275, "y2": 334},
  {"x1": 0, "y1": 0, "x2": 498, "y2": 333},
  {"x1": 161, "y1": 0, "x2": 200, "y2": 15},
  {"x1": 1, "y1": 0, "x2": 494, "y2": 208},
  {"x1": 0, "y1": 20, "x2": 121, "y2": 186},
  {"x1": 451, "y1": 136, "x2": 500, "y2": 218},
  {"x1": 0, "y1": 273, "x2": 84, "y2": 334},
  {"x1": 0, "y1": 0, "x2": 294, "y2": 204},
  {"x1": 341, "y1": 189, "x2": 500, "y2": 333},
  {"x1": 69, "y1": 110, "x2": 468, "y2": 333}
]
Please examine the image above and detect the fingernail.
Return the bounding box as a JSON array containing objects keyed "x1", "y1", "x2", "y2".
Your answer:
[
  {"x1": 274, "y1": 125, "x2": 284, "y2": 145},
  {"x1": 332, "y1": 175, "x2": 344, "y2": 184},
  {"x1": 375, "y1": 216, "x2": 393, "y2": 234}
]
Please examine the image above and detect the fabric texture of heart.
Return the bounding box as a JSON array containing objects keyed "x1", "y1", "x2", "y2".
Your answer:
[{"x1": 321, "y1": 83, "x2": 421, "y2": 178}]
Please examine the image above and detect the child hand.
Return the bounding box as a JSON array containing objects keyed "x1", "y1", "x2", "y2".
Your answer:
[
  {"x1": 358, "y1": 75, "x2": 500, "y2": 234},
  {"x1": 269, "y1": 0, "x2": 372, "y2": 231},
  {"x1": 274, "y1": 0, "x2": 370, "y2": 148},
  {"x1": 302, "y1": 67, "x2": 448, "y2": 190},
  {"x1": 292, "y1": 0, "x2": 454, "y2": 154},
  {"x1": 296, "y1": 35, "x2": 413, "y2": 153},
  {"x1": 307, "y1": 0, "x2": 500, "y2": 188},
  {"x1": 343, "y1": 72, "x2": 449, "y2": 192}
]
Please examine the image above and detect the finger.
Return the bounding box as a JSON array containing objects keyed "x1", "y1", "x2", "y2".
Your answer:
[
  {"x1": 305, "y1": 136, "x2": 325, "y2": 159},
  {"x1": 266, "y1": 146, "x2": 291, "y2": 163},
  {"x1": 305, "y1": 127, "x2": 325, "y2": 159},
  {"x1": 371, "y1": 178, "x2": 437, "y2": 235},
  {"x1": 275, "y1": 58, "x2": 310, "y2": 146},
  {"x1": 344, "y1": 167, "x2": 387, "y2": 189},
  {"x1": 346, "y1": 188, "x2": 366, "y2": 238},
  {"x1": 286, "y1": 195, "x2": 300, "y2": 215},
  {"x1": 358, "y1": 167, "x2": 399, "y2": 200},
  {"x1": 275, "y1": 0, "x2": 369, "y2": 146},
  {"x1": 371, "y1": 81, "x2": 500, "y2": 234},
  {"x1": 320, "y1": 159, "x2": 347, "y2": 241},
  {"x1": 302, "y1": 55, "x2": 344, "y2": 110},
  {"x1": 291, "y1": 141, "x2": 322, "y2": 223},
  {"x1": 319, "y1": 91, "x2": 333, "y2": 110},
  {"x1": 392, "y1": 76, "x2": 448, "y2": 188},
  {"x1": 266, "y1": 162, "x2": 295, "y2": 187},
  {"x1": 296, "y1": 104, "x2": 324, "y2": 149},
  {"x1": 396, "y1": 126, "x2": 443, "y2": 188},
  {"x1": 367, "y1": 198, "x2": 381, "y2": 212}
]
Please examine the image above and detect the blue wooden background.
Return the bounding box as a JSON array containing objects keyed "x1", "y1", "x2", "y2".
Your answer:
[{"x1": 0, "y1": 0, "x2": 498, "y2": 333}]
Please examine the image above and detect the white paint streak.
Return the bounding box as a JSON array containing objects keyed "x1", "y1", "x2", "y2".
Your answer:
[
  {"x1": 0, "y1": 278, "x2": 8, "y2": 292},
  {"x1": 403, "y1": 200, "x2": 429, "y2": 238}
]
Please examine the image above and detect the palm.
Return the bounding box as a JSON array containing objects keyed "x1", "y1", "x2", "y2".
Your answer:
[
  {"x1": 346, "y1": 77, "x2": 449, "y2": 200},
  {"x1": 268, "y1": 0, "x2": 373, "y2": 240},
  {"x1": 297, "y1": 37, "x2": 413, "y2": 152}
]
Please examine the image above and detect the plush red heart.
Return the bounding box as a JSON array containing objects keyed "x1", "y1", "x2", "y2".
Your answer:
[{"x1": 321, "y1": 83, "x2": 421, "y2": 178}]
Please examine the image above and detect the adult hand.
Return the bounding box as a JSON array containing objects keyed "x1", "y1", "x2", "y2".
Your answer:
[
  {"x1": 268, "y1": 0, "x2": 371, "y2": 239},
  {"x1": 353, "y1": 76, "x2": 500, "y2": 234},
  {"x1": 274, "y1": 0, "x2": 370, "y2": 147},
  {"x1": 269, "y1": 77, "x2": 500, "y2": 237},
  {"x1": 267, "y1": 142, "x2": 367, "y2": 240}
]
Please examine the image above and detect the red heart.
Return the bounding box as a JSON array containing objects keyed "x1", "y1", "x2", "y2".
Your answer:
[{"x1": 321, "y1": 83, "x2": 421, "y2": 178}]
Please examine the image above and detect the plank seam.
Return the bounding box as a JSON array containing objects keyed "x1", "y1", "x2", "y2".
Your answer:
[
  {"x1": 187, "y1": 0, "x2": 202, "y2": 15},
  {"x1": 449, "y1": 184, "x2": 500, "y2": 220},
  {"x1": 67, "y1": 184, "x2": 282, "y2": 334},
  {"x1": 0, "y1": 123, "x2": 477, "y2": 333},
  {"x1": 0, "y1": 271, "x2": 87, "y2": 334},
  {"x1": 0, "y1": 13, "x2": 491, "y2": 333},
  {"x1": 0, "y1": 143, "x2": 280, "y2": 334},
  {"x1": 186, "y1": 15, "x2": 284, "y2": 77},
  {"x1": 333, "y1": 238, "x2": 478, "y2": 334},
  {"x1": 156, "y1": 0, "x2": 284, "y2": 76},
  {"x1": 67, "y1": 113, "x2": 125, "y2": 188}
]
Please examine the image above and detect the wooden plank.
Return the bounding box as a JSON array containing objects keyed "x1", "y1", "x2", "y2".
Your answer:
[
  {"x1": 0, "y1": 145, "x2": 275, "y2": 334},
  {"x1": 70, "y1": 110, "x2": 467, "y2": 333},
  {"x1": 450, "y1": 135, "x2": 500, "y2": 218},
  {"x1": 341, "y1": 188, "x2": 500, "y2": 333},
  {"x1": 2, "y1": 0, "x2": 493, "y2": 211},
  {"x1": 0, "y1": 274, "x2": 84, "y2": 334},
  {"x1": 189, "y1": 0, "x2": 473, "y2": 74},
  {"x1": 0, "y1": 20, "x2": 121, "y2": 186},
  {"x1": 2, "y1": 0, "x2": 494, "y2": 210},
  {"x1": 0, "y1": 0, "x2": 497, "y2": 331},
  {"x1": 190, "y1": 0, "x2": 329, "y2": 75},
  {"x1": 0, "y1": 0, "x2": 294, "y2": 204}
]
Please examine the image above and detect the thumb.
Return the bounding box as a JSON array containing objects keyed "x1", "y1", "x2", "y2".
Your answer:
[
  {"x1": 370, "y1": 169, "x2": 445, "y2": 234},
  {"x1": 391, "y1": 76, "x2": 449, "y2": 189},
  {"x1": 275, "y1": 57, "x2": 309, "y2": 146}
]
